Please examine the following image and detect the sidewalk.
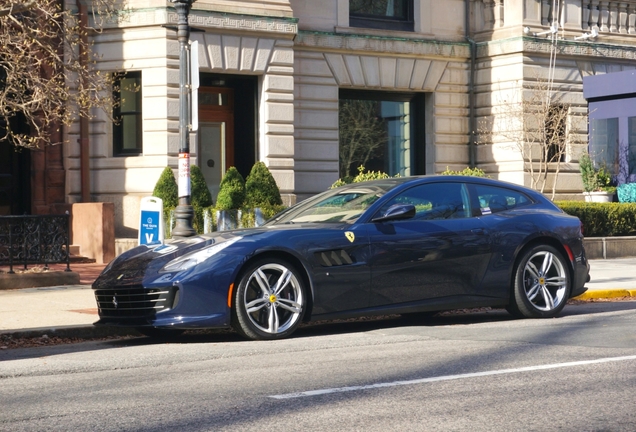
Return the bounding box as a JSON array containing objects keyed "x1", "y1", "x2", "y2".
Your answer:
[{"x1": 0, "y1": 259, "x2": 635, "y2": 338}]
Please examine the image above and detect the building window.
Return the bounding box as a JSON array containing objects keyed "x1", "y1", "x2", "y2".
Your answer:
[
  {"x1": 349, "y1": 0, "x2": 414, "y2": 31},
  {"x1": 545, "y1": 103, "x2": 568, "y2": 163},
  {"x1": 339, "y1": 90, "x2": 424, "y2": 179},
  {"x1": 626, "y1": 117, "x2": 636, "y2": 180},
  {"x1": 113, "y1": 71, "x2": 142, "y2": 156},
  {"x1": 589, "y1": 117, "x2": 618, "y2": 173},
  {"x1": 583, "y1": 71, "x2": 636, "y2": 184}
]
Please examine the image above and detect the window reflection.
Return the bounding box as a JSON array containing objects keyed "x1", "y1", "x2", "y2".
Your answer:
[
  {"x1": 589, "y1": 118, "x2": 618, "y2": 173},
  {"x1": 339, "y1": 97, "x2": 413, "y2": 178}
]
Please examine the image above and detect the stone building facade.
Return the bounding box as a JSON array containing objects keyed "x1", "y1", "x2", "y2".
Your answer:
[{"x1": 50, "y1": 0, "x2": 636, "y2": 235}]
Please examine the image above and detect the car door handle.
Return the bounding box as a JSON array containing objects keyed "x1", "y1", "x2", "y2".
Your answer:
[{"x1": 471, "y1": 228, "x2": 486, "y2": 235}]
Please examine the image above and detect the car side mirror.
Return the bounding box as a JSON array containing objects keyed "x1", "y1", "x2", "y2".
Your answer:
[{"x1": 372, "y1": 204, "x2": 416, "y2": 222}]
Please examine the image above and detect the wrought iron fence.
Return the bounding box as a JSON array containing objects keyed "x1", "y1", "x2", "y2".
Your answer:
[{"x1": 0, "y1": 214, "x2": 71, "y2": 273}]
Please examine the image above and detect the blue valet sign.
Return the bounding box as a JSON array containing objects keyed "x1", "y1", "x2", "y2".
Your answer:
[{"x1": 138, "y1": 197, "x2": 164, "y2": 246}]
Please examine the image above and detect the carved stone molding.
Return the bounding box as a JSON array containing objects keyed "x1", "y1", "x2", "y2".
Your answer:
[
  {"x1": 107, "y1": 8, "x2": 297, "y2": 37},
  {"x1": 296, "y1": 31, "x2": 470, "y2": 59},
  {"x1": 178, "y1": 12, "x2": 297, "y2": 36},
  {"x1": 477, "y1": 36, "x2": 636, "y2": 61},
  {"x1": 323, "y1": 53, "x2": 449, "y2": 91}
]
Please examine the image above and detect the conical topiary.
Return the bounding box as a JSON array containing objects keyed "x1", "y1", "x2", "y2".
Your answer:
[
  {"x1": 152, "y1": 167, "x2": 178, "y2": 208},
  {"x1": 190, "y1": 165, "x2": 213, "y2": 208},
  {"x1": 216, "y1": 166, "x2": 246, "y2": 210},
  {"x1": 245, "y1": 161, "x2": 282, "y2": 207}
]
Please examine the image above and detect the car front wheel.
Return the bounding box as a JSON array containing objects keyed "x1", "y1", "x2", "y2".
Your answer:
[
  {"x1": 232, "y1": 258, "x2": 306, "y2": 340},
  {"x1": 509, "y1": 245, "x2": 571, "y2": 318}
]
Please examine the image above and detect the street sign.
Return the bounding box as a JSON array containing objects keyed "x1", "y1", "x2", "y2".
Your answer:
[
  {"x1": 190, "y1": 40, "x2": 199, "y2": 132},
  {"x1": 138, "y1": 196, "x2": 164, "y2": 245}
]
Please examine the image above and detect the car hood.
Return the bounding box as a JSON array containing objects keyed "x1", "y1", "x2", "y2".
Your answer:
[{"x1": 93, "y1": 222, "x2": 351, "y2": 288}]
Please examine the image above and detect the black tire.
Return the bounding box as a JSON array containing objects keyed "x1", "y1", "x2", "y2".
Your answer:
[
  {"x1": 232, "y1": 258, "x2": 306, "y2": 340},
  {"x1": 509, "y1": 245, "x2": 571, "y2": 318},
  {"x1": 136, "y1": 327, "x2": 185, "y2": 339}
]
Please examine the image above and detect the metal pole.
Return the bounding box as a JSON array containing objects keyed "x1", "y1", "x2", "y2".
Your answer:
[{"x1": 171, "y1": 0, "x2": 196, "y2": 237}]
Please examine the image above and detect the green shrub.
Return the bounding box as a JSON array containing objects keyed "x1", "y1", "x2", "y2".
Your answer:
[
  {"x1": 555, "y1": 201, "x2": 636, "y2": 237},
  {"x1": 152, "y1": 167, "x2": 178, "y2": 209},
  {"x1": 331, "y1": 166, "x2": 392, "y2": 188},
  {"x1": 190, "y1": 165, "x2": 213, "y2": 208},
  {"x1": 579, "y1": 152, "x2": 615, "y2": 193},
  {"x1": 188, "y1": 165, "x2": 213, "y2": 233},
  {"x1": 578, "y1": 152, "x2": 598, "y2": 192},
  {"x1": 441, "y1": 166, "x2": 489, "y2": 177},
  {"x1": 245, "y1": 162, "x2": 282, "y2": 207},
  {"x1": 240, "y1": 204, "x2": 287, "y2": 228},
  {"x1": 216, "y1": 167, "x2": 246, "y2": 210}
]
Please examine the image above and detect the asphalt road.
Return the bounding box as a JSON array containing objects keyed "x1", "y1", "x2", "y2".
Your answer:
[{"x1": 1, "y1": 301, "x2": 635, "y2": 431}]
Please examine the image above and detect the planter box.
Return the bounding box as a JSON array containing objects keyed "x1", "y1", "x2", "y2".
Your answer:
[
  {"x1": 584, "y1": 191, "x2": 615, "y2": 202},
  {"x1": 0, "y1": 271, "x2": 80, "y2": 290},
  {"x1": 583, "y1": 236, "x2": 636, "y2": 259}
]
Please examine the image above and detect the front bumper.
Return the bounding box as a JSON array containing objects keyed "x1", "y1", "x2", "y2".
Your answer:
[{"x1": 92, "y1": 253, "x2": 245, "y2": 330}]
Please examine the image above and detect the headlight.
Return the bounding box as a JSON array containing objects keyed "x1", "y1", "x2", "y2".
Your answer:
[{"x1": 161, "y1": 237, "x2": 242, "y2": 272}]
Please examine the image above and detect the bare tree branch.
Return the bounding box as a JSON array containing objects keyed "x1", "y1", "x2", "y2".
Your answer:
[
  {"x1": 0, "y1": 0, "x2": 35, "y2": 17},
  {"x1": 478, "y1": 79, "x2": 581, "y2": 199},
  {"x1": 0, "y1": 0, "x2": 119, "y2": 149},
  {"x1": 339, "y1": 99, "x2": 387, "y2": 178}
]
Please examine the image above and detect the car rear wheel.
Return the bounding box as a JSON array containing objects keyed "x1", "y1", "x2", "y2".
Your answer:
[
  {"x1": 509, "y1": 245, "x2": 571, "y2": 318},
  {"x1": 232, "y1": 258, "x2": 306, "y2": 340}
]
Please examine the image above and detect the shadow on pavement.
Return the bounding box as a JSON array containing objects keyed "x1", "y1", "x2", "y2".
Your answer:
[{"x1": 2, "y1": 300, "x2": 635, "y2": 362}]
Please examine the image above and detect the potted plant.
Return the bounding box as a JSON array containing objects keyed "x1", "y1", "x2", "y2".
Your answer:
[
  {"x1": 579, "y1": 152, "x2": 616, "y2": 202},
  {"x1": 215, "y1": 167, "x2": 246, "y2": 231}
]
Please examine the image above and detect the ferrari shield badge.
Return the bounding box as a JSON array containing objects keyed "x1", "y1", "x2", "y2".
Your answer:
[{"x1": 345, "y1": 231, "x2": 355, "y2": 243}]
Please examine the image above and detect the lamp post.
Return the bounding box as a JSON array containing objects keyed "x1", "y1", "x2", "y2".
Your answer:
[{"x1": 170, "y1": 0, "x2": 196, "y2": 237}]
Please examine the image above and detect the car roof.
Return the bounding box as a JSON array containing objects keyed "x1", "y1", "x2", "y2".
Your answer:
[
  {"x1": 335, "y1": 175, "x2": 552, "y2": 207},
  {"x1": 336, "y1": 175, "x2": 536, "y2": 193}
]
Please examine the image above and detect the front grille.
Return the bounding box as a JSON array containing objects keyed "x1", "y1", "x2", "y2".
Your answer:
[{"x1": 94, "y1": 285, "x2": 178, "y2": 319}]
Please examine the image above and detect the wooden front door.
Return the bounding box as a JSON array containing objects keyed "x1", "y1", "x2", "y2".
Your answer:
[{"x1": 197, "y1": 87, "x2": 235, "y2": 200}]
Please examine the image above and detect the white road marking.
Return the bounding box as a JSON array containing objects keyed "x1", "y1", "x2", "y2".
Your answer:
[{"x1": 269, "y1": 354, "x2": 636, "y2": 399}]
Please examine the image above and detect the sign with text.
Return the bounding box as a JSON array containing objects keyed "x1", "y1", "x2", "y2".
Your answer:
[
  {"x1": 138, "y1": 196, "x2": 164, "y2": 246},
  {"x1": 178, "y1": 152, "x2": 191, "y2": 198}
]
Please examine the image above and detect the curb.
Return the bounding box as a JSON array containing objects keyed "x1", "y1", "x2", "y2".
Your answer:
[
  {"x1": 573, "y1": 289, "x2": 636, "y2": 300},
  {"x1": 0, "y1": 271, "x2": 80, "y2": 290},
  {"x1": 0, "y1": 325, "x2": 141, "y2": 340}
]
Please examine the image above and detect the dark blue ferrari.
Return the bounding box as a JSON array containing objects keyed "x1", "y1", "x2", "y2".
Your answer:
[{"x1": 93, "y1": 176, "x2": 590, "y2": 340}]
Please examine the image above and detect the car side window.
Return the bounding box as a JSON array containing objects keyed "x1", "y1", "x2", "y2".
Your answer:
[
  {"x1": 376, "y1": 183, "x2": 470, "y2": 220},
  {"x1": 473, "y1": 184, "x2": 532, "y2": 215}
]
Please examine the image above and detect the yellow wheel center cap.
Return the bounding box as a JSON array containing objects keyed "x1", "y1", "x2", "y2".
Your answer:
[
  {"x1": 539, "y1": 277, "x2": 545, "y2": 285},
  {"x1": 269, "y1": 294, "x2": 278, "y2": 303}
]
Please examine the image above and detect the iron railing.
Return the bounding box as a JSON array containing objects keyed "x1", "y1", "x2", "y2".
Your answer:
[{"x1": 0, "y1": 214, "x2": 71, "y2": 273}]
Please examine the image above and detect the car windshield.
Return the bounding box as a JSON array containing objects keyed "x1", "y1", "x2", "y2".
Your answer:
[{"x1": 267, "y1": 182, "x2": 398, "y2": 224}]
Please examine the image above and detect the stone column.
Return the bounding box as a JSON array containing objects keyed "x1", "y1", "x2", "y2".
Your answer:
[
  {"x1": 562, "y1": 0, "x2": 584, "y2": 30},
  {"x1": 599, "y1": 1, "x2": 610, "y2": 31},
  {"x1": 590, "y1": 0, "x2": 600, "y2": 29},
  {"x1": 609, "y1": 1, "x2": 618, "y2": 32},
  {"x1": 583, "y1": 0, "x2": 591, "y2": 30},
  {"x1": 542, "y1": 0, "x2": 551, "y2": 25},
  {"x1": 523, "y1": 0, "x2": 542, "y2": 25},
  {"x1": 262, "y1": 39, "x2": 295, "y2": 200},
  {"x1": 619, "y1": 2, "x2": 628, "y2": 33}
]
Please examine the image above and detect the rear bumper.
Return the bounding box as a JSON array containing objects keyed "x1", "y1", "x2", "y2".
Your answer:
[{"x1": 570, "y1": 257, "x2": 590, "y2": 298}]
